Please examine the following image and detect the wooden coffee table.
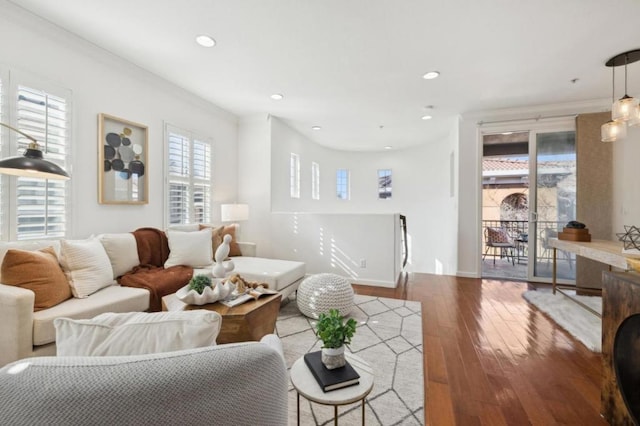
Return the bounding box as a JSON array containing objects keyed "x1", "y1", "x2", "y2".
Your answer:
[{"x1": 161, "y1": 293, "x2": 282, "y2": 344}]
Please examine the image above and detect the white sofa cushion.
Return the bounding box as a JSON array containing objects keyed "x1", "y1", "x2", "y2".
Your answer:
[
  {"x1": 164, "y1": 229, "x2": 213, "y2": 268},
  {"x1": 230, "y1": 257, "x2": 306, "y2": 291},
  {"x1": 54, "y1": 310, "x2": 221, "y2": 356},
  {"x1": 60, "y1": 238, "x2": 115, "y2": 298},
  {"x1": 98, "y1": 233, "x2": 140, "y2": 279},
  {"x1": 32, "y1": 285, "x2": 149, "y2": 346}
]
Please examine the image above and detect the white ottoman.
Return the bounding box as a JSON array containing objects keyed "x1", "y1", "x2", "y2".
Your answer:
[{"x1": 296, "y1": 273, "x2": 354, "y2": 319}]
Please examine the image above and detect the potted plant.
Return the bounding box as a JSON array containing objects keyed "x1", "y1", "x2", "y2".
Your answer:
[
  {"x1": 188, "y1": 274, "x2": 212, "y2": 294},
  {"x1": 315, "y1": 309, "x2": 357, "y2": 369}
]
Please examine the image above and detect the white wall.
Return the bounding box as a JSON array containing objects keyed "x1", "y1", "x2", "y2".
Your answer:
[
  {"x1": 269, "y1": 213, "x2": 401, "y2": 287},
  {"x1": 237, "y1": 114, "x2": 272, "y2": 256},
  {"x1": 0, "y1": 1, "x2": 238, "y2": 238},
  {"x1": 268, "y1": 117, "x2": 458, "y2": 275},
  {"x1": 613, "y1": 125, "x2": 640, "y2": 237}
]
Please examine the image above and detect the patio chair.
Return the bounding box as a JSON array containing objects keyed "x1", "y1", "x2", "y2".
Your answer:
[{"x1": 483, "y1": 227, "x2": 516, "y2": 265}]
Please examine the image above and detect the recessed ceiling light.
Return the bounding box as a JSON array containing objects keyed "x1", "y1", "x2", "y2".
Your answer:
[
  {"x1": 501, "y1": 132, "x2": 514, "y2": 135},
  {"x1": 384, "y1": 146, "x2": 393, "y2": 150},
  {"x1": 421, "y1": 115, "x2": 433, "y2": 120},
  {"x1": 422, "y1": 71, "x2": 440, "y2": 80},
  {"x1": 195, "y1": 35, "x2": 216, "y2": 47},
  {"x1": 270, "y1": 93, "x2": 284, "y2": 100},
  {"x1": 312, "y1": 126, "x2": 322, "y2": 130}
]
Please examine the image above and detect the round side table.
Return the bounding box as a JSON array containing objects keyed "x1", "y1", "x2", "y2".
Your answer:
[{"x1": 290, "y1": 353, "x2": 374, "y2": 426}]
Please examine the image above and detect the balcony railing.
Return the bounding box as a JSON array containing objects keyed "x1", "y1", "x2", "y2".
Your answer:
[{"x1": 482, "y1": 219, "x2": 566, "y2": 262}]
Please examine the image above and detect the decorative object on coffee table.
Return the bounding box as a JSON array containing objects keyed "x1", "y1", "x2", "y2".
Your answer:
[
  {"x1": 296, "y1": 273, "x2": 354, "y2": 319},
  {"x1": 175, "y1": 274, "x2": 234, "y2": 305},
  {"x1": 315, "y1": 308, "x2": 357, "y2": 369},
  {"x1": 213, "y1": 234, "x2": 235, "y2": 278}
]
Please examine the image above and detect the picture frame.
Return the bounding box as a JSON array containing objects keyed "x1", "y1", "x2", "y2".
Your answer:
[{"x1": 98, "y1": 113, "x2": 148, "y2": 204}]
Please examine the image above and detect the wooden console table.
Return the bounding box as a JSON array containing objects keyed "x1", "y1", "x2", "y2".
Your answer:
[{"x1": 549, "y1": 238, "x2": 640, "y2": 316}]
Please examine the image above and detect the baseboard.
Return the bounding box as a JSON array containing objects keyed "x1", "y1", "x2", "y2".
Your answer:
[
  {"x1": 352, "y1": 278, "x2": 396, "y2": 288},
  {"x1": 456, "y1": 271, "x2": 480, "y2": 278}
]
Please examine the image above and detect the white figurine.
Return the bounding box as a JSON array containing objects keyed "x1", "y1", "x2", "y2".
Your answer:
[{"x1": 212, "y1": 234, "x2": 235, "y2": 278}]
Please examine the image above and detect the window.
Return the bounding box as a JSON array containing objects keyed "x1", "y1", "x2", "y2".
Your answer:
[
  {"x1": 290, "y1": 153, "x2": 300, "y2": 198},
  {"x1": 0, "y1": 79, "x2": 71, "y2": 241},
  {"x1": 166, "y1": 125, "x2": 212, "y2": 225},
  {"x1": 311, "y1": 161, "x2": 320, "y2": 200},
  {"x1": 377, "y1": 169, "x2": 392, "y2": 199},
  {"x1": 336, "y1": 169, "x2": 350, "y2": 200}
]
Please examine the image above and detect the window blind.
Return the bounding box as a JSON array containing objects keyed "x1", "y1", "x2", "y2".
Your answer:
[
  {"x1": 15, "y1": 86, "x2": 68, "y2": 240},
  {"x1": 166, "y1": 127, "x2": 212, "y2": 225}
]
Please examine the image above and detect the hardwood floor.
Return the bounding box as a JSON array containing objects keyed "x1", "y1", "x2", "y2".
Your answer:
[{"x1": 353, "y1": 273, "x2": 607, "y2": 425}]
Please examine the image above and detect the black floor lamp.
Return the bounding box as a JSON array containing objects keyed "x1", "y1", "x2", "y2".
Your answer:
[{"x1": 0, "y1": 122, "x2": 69, "y2": 180}]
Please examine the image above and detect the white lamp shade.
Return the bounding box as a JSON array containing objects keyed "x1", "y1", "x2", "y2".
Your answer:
[
  {"x1": 601, "y1": 119, "x2": 627, "y2": 142},
  {"x1": 221, "y1": 204, "x2": 249, "y2": 222}
]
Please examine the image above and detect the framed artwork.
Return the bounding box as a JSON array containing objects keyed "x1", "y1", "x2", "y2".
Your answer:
[
  {"x1": 377, "y1": 169, "x2": 392, "y2": 199},
  {"x1": 98, "y1": 113, "x2": 148, "y2": 204}
]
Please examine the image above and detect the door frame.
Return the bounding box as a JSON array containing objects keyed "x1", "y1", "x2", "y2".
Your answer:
[{"x1": 478, "y1": 117, "x2": 576, "y2": 283}]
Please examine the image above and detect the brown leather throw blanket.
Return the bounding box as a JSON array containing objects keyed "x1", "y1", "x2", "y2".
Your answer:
[{"x1": 118, "y1": 227, "x2": 193, "y2": 312}]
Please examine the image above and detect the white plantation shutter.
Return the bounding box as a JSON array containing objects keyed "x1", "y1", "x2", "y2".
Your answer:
[
  {"x1": 166, "y1": 126, "x2": 212, "y2": 225},
  {"x1": 15, "y1": 85, "x2": 69, "y2": 239}
]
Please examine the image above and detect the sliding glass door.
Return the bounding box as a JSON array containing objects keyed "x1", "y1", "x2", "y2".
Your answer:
[
  {"x1": 480, "y1": 119, "x2": 576, "y2": 283},
  {"x1": 529, "y1": 130, "x2": 576, "y2": 282}
]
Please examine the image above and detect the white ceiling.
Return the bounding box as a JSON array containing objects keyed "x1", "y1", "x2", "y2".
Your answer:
[{"x1": 11, "y1": 0, "x2": 640, "y2": 151}]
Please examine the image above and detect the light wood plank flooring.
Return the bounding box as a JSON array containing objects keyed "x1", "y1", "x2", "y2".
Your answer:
[{"x1": 353, "y1": 273, "x2": 607, "y2": 425}]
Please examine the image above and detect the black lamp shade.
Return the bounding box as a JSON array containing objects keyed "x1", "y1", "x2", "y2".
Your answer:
[{"x1": 0, "y1": 148, "x2": 70, "y2": 180}]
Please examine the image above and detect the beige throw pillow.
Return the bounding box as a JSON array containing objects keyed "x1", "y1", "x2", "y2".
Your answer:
[
  {"x1": 1, "y1": 247, "x2": 71, "y2": 311},
  {"x1": 164, "y1": 228, "x2": 214, "y2": 268},
  {"x1": 60, "y1": 238, "x2": 115, "y2": 298}
]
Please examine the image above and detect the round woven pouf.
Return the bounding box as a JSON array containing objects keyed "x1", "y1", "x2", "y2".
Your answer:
[{"x1": 296, "y1": 273, "x2": 354, "y2": 319}]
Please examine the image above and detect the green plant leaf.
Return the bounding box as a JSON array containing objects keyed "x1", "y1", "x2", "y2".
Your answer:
[{"x1": 314, "y1": 309, "x2": 357, "y2": 349}]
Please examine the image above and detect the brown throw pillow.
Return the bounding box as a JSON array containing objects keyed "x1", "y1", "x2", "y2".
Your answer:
[
  {"x1": 200, "y1": 224, "x2": 243, "y2": 257},
  {"x1": 1, "y1": 247, "x2": 72, "y2": 311}
]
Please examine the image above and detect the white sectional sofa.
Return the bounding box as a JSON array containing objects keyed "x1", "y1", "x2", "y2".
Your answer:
[
  {"x1": 0, "y1": 230, "x2": 305, "y2": 367},
  {"x1": 0, "y1": 338, "x2": 288, "y2": 425}
]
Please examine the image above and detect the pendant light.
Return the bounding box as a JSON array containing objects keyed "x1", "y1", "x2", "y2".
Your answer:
[
  {"x1": 612, "y1": 53, "x2": 639, "y2": 122},
  {"x1": 601, "y1": 63, "x2": 626, "y2": 142},
  {"x1": 602, "y1": 49, "x2": 640, "y2": 142}
]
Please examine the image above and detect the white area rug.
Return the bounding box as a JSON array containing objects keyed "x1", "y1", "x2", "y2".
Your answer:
[
  {"x1": 522, "y1": 289, "x2": 602, "y2": 352},
  {"x1": 277, "y1": 294, "x2": 424, "y2": 425}
]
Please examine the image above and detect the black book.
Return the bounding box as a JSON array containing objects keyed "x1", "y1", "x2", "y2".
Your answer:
[{"x1": 303, "y1": 351, "x2": 360, "y2": 392}]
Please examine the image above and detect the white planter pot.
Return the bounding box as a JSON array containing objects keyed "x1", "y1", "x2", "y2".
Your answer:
[{"x1": 321, "y1": 346, "x2": 346, "y2": 370}]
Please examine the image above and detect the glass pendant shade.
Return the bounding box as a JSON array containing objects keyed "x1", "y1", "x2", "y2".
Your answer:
[
  {"x1": 601, "y1": 119, "x2": 627, "y2": 142},
  {"x1": 612, "y1": 95, "x2": 639, "y2": 121},
  {"x1": 628, "y1": 104, "x2": 640, "y2": 127}
]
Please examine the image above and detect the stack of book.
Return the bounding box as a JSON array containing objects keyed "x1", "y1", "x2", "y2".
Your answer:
[{"x1": 303, "y1": 351, "x2": 360, "y2": 392}]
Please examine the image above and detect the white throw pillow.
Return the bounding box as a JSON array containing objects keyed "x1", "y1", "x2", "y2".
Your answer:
[
  {"x1": 98, "y1": 233, "x2": 140, "y2": 279},
  {"x1": 54, "y1": 310, "x2": 221, "y2": 356},
  {"x1": 164, "y1": 228, "x2": 213, "y2": 268},
  {"x1": 59, "y1": 238, "x2": 115, "y2": 298}
]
